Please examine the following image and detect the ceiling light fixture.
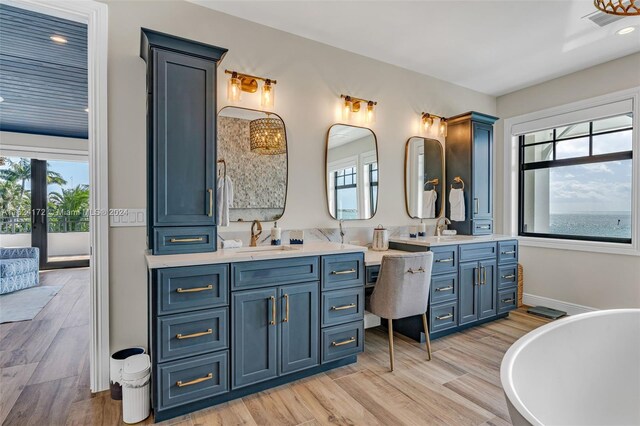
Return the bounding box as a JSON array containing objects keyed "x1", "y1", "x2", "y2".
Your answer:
[
  {"x1": 616, "y1": 26, "x2": 636, "y2": 34},
  {"x1": 594, "y1": 0, "x2": 640, "y2": 16},
  {"x1": 84, "y1": 108, "x2": 89, "y2": 112},
  {"x1": 249, "y1": 115, "x2": 286, "y2": 155},
  {"x1": 225, "y1": 70, "x2": 277, "y2": 107},
  {"x1": 50, "y1": 35, "x2": 68, "y2": 43},
  {"x1": 0, "y1": 96, "x2": 4, "y2": 103},
  {"x1": 340, "y1": 94, "x2": 377, "y2": 124}
]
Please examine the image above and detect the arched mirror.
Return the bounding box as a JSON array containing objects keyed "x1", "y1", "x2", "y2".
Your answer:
[
  {"x1": 217, "y1": 107, "x2": 287, "y2": 223},
  {"x1": 405, "y1": 137, "x2": 444, "y2": 219},
  {"x1": 326, "y1": 124, "x2": 378, "y2": 220}
]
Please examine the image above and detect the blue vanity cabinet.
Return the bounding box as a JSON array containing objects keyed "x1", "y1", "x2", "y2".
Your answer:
[
  {"x1": 445, "y1": 112, "x2": 499, "y2": 236},
  {"x1": 497, "y1": 240, "x2": 519, "y2": 314},
  {"x1": 279, "y1": 282, "x2": 320, "y2": 374},
  {"x1": 141, "y1": 29, "x2": 228, "y2": 255}
]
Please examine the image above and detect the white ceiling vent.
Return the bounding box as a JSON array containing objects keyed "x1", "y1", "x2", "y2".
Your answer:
[{"x1": 583, "y1": 10, "x2": 624, "y2": 27}]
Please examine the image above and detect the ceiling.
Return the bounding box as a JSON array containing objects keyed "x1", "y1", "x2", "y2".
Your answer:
[
  {"x1": 329, "y1": 125, "x2": 374, "y2": 148},
  {"x1": 0, "y1": 4, "x2": 87, "y2": 139},
  {"x1": 191, "y1": 0, "x2": 640, "y2": 96}
]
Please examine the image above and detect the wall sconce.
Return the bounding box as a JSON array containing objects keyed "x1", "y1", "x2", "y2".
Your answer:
[
  {"x1": 341, "y1": 94, "x2": 377, "y2": 124},
  {"x1": 421, "y1": 112, "x2": 447, "y2": 137},
  {"x1": 225, "y1": 70, "x2": 277, "y2": 107}
]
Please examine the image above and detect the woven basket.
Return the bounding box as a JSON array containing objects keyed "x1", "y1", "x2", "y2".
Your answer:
[{"x1": 517, "y1": 263, "x2": 524, "y2": 307}]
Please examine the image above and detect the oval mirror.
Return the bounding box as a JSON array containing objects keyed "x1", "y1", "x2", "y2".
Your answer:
[
  {"x1": 217, "y1": 107, "x2": 287, "y2": 223},
  {"x1": 325, "y1": 124, "x2": 378, "y2": 220},
  {"x1": 405, "y1": 137, "x2": 444, "y2": 219}
]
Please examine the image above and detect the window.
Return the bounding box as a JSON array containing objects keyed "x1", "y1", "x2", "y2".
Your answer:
[
  {"x1": 333, "y1": 167, "x2": 358, "y2": 219},
  {"x1": 368, "y1": 162, "x2": 378, "y2": 215},
  {"x1": 519, "y1": 114, "x2": 633, "y2": 243}
]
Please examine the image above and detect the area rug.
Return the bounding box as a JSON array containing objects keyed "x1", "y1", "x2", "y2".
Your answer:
[{"x1": 0, "y1": 285, "x2": 62, "y2": 323}]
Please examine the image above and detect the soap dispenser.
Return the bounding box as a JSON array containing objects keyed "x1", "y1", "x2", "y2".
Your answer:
[{"x1": 271, "y1": 222, "x2": 281, "y2": 246}]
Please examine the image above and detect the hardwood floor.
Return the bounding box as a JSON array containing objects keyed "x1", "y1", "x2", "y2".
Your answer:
[{"x1": 0, "y1": 268, "x2": 551, "y2": 425}]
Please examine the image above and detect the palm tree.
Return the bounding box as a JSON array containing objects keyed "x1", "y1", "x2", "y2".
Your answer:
[
  {"x1": 0, "y1": 159, "x2": 67, "y2": 199},
  {"x1": 48, "y1": 184, "x2": 90, "y2": 232},
  {"x1": 0, "y1": 180, "x2": 31, "y2": 233}
]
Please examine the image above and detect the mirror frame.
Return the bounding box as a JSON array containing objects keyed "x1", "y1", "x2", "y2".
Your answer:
[
  {"x1": 404, "y1": 136, "x2": 445, "y2": 219},
  {"x1": 324, "y1": 123, "x2": 379, "y2": 221},
  {"x1": 217, "y1": 105, "x2": 289, "y2": 223}
]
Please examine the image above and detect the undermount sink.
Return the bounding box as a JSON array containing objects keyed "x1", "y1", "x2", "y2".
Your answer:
[{"x1": 231, "y1": 245, "x2": 300, "y2": 254}]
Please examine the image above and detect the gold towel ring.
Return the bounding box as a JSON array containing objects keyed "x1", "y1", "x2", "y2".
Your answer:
[{"x1": 450, "y1": 176, "x2": 465, "y2": 190}]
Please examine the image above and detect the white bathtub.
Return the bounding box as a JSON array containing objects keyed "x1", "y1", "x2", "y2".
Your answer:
[{"x1": 501, "y1": 309, "x2": 640, "y2": 426}]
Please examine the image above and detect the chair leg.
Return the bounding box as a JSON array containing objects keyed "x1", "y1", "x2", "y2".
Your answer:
[
  {"x1": 387, "y1": 318, "x2": 395, "y2": 371},
  {"x1": 422, "y1": 313, "x2": 432, "y2": 361}
]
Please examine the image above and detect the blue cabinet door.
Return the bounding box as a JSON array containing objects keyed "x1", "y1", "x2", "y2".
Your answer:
[
  {"x1": 153, "y1": 49, "x2": 216, "y2": 227},
  {"x1": 472, "y1": 121, "x2": 493, "y2": 222},
  {"x1": 232, "y1": 288, "x2": 278, "y2": 389},
  {"x1": 280, "y1": 282, "x2": 319, "y2": 375},
  {"x1": 459, "y1": 261, "x2": 479, "y2": 325},
  {"x1": 478, "y1": 260, "x2": 497, "y2": 320}
]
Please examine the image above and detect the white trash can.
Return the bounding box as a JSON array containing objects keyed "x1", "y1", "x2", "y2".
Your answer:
[
  {"x1": 110, "y1": 347, "x2": 146, "y2": 400},
  {"x1": 121, "y1": 354, "x2": 151, "y2": 424}
]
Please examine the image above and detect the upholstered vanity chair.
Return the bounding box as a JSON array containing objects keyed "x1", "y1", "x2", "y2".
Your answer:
[{"x1": 370, "y1": 252, "x2": 434, "y2": 371}]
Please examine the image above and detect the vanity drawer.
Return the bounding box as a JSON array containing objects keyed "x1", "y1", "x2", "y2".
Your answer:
[
  {"x1": 157, "y1": 308, "x2": 228, "y2": 363},
  {"x1": 429, "y1": 301, "x2": 458, "y2": 333},
  {"x1": 153, "y1": 226, "x2": 216, "y2": 255},
  {"x1": 473, "y1": 220, "x2": 493, "y2": 235},
  {"x1": 322, "y1": 253, "x2": 365, "y2": 291},
  {"x1": 157, "y1": 351, "x2": 229, "y2": 410},
  {"x1": 498, "y1": 288, "x2": 517, "y2": 314},
  {"x1": 365, "y1": 265, "x2": 380, "y2": 286},
  {"x1": 321, "y1": 320, "x2": 364, "y2": 363},
  {"x1": 459, "y1": 242, "x2": 497, "y2": 262},
  {"x1": 430, "y1": 246, "x2": 457, "y2": 275},
  {"x1": 430, "y1": 273, "x2": 457, "y2": 304},
  {"x1": 498, "y1": 265, "x2": 518, "y2": 290},
  {"x1": 232, "y1": 257, "x2": 319, "y2": 290},
  {"x1": 157, "y1": 264, "x2": 229, "y2": 315},
  {"x1": 498, "y1": 241, "x2": 518, "y2": 264},
  {"x1": 322, "y1": 287, "x2": 365, "y2": 327}
]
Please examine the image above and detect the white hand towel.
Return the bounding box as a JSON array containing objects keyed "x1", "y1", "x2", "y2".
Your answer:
[
  {"x1": 422, "y1": 190, "x2": 437, "y2": 219},
  {"x1": 216, "y1": 175, "x2": 234, "y2": 227},
  {"x1": 222, "y1": 239, "x2": 242, "y2": 249},
  {"x1": 449, "y1": 188, "x2": 465, "y2": 222}
]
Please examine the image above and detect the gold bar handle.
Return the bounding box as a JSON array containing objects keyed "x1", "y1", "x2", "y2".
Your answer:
[
  {"x1": 435, "y1": 285, "x2": 454, "y2": 292},
  {"x1": 474, "y1": 198, "x2": 479, "y2": 215},
  {"x1": 176, "y1": 328, "x2": 212, "y2": 340},
  {"x1": 436, "y1": 313, "x2": 453, "y2": 320},
  {"x1": 176, "y1": 373, "x2": 213, "y2": 388},
  {"x1": 477, "y1": 225, "x2": 491, "y2": 230},
  {"x1": 283, "y1": 294, "x2": 289, "y2": 323},
  {"x1": 331, "y1": 269, "x2": 356, "y2": 275},
  {"x1": 170, "y1": 237, "x2": 204, "y2": 243},
  {"x1": 501, "y1": 298, "x2": 515, "y2": 304},
  {"x1": 482, "y1": 266, "x2": 487, "y2": 285},
  {"x1": 176, "y1": 284, "x2": 213, "y2": 293},
  {"x1": 501, "y1": 250, "x2": 516, "y2": 255},
  {"x1": 475, "y1": 267, "x2": 480, "y2": 286},
  {"x1": 208, "y1": 188, "x2": 213, "y2": 217},
  {"x1": 332, "y1": 337, "x2": 356, "y2": 347},
  {"x1": 407, "y1": 267, "x2": 425, "y2": 274},
  {"x1": 435, "y1": 258, "x2": 454, "y2": 263},
  {"x1": 502, "y1": 274, "x2": 516, "y2": 280},
  {"x1": 331, "y1": 303, "x2": 356, "y2": 311},
  {"x1": 269, "y1": 296, "x2": 276, "y2": 325}
]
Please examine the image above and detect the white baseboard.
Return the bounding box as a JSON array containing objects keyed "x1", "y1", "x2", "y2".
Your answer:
[{"x1": 522, "y1": 293, "x2": 597, "y2": 316}]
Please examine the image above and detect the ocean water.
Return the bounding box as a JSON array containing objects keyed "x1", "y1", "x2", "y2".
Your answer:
[{"x1": 549, "y1": 212, "x2": 631, "y2": 239}]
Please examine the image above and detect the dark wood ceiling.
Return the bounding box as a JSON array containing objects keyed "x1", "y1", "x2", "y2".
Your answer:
[{"x1": 0, "y1": 4, "x2": 87, "y2": 139}]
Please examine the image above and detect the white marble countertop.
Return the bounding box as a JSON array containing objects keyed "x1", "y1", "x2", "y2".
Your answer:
[
  {"x1": 145, "y1": 241, "x2": 367, "y2": 269},
  {"x1": 364, "y1": 249, "x2": 408, "y2": 266},
  {"x1": 389, "y1": 234, "x2": 516, "y2": 247}
]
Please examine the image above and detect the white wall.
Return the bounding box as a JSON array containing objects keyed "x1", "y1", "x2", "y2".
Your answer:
[
  {"x1": 103, "y1": 0, "x2": 496, "y2": 350},
  {"x1": 496, "y1": 53, "x2": 640, "y2": 311}
]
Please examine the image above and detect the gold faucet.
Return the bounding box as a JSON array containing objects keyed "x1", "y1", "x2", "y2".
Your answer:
[
  {"x1": 250, "y1": 220, "x2": 262, "y2": 247},
  {"x1": 435, "y1": 217, "x2": 451, "y2": 236}
]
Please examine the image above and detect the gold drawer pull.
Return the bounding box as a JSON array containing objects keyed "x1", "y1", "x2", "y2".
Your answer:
[
  {"x1": 331, "y1": 269, "x2": 356, "y2": 275},
  {"x1": 435, "y1": 258, "x2": 454, "y2": 263},
  {"x1": 477, "y1": 225, "x2": 491, "y2": 230},
  {"x1": 407, "y1": 267, "x2": 425, "y2": 274},
  {"x1": 331, "y1": 303, "x2": 357, "y2": 311},
  {"x1": 501, "y1": 250, "x2": 516, "y2": 255},
  {"x1": 332, "y1": 337, "x2": 356, "y2": 347},
  {"x1": 435, "y1": 285, "x2": 454, "y2": 292},
  {"x1": 501, "y1": 298, "x2": 515, "y2": 304},
  {"x1": 270, "y1": 296, "x2": 276, "y2": 325},
  {"x1": 502, "y1": 274, "x2": 516, "y2": 280},
  {"x1": 436, "y1": 313, "x2": 453, "y2": 320},
  {"x1": 208, "y1": 188, "x2": 213, "y2": 217},
  {"x1": 176, "y1": 373, "x2": 213, "y2": 387},
  {"x1": 176, "y1": 284, "x2": 213, "y2": 293},
  {"x1": 176, "y1": 328, "x2": 212, "y2": 340},
  {"x1": 283, "y1": 294, "x2": 289, "y2": 323},
  {"x1": 170, "y1": 237, "x2": 204, "y2": 243}
]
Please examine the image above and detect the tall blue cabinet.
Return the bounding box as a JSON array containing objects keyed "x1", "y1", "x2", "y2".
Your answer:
[{"x1": 141, "y1": 29, "x2": 227, "y2": 254}]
